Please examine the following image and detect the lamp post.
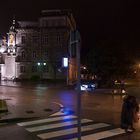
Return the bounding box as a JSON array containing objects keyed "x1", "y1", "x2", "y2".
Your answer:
[{"x1": 37, "y1": 62, "x2": 46, "y2": 80}]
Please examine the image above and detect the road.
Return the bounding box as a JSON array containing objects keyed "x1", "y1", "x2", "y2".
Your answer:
[
  {"x1": 0, "y1": 85, "x2": 121, "y2": 124},
  {"x1": 0, "y1": 84, "x2": 140, "y2": 140}
]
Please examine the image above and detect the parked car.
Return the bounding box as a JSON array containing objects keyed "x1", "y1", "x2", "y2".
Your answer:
[{"x1": 80, "y1": 80, "x2": 97, "y2": 91}]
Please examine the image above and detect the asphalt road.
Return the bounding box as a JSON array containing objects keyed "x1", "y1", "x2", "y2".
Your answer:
[
  {"x1": 0, "y1": 85, "x2": 122, "y2": 124},
  {"x1": 0, "y1": 84, "x2": 140, "y2": 140}
]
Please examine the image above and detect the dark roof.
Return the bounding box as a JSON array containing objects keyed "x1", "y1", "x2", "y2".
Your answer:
[{"x1": 41, "y1": 9, "x2": 72, "y2": 17}]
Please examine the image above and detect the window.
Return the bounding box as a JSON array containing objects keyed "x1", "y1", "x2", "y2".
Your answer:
[
  {"x1": 42, "y1": 65, "x2": 49, "y2": 73},
  {"x1": 57, "y1": 61, "x2": 62, "y2": 68},
  {"x1": 33, "y1": 51, "x2": 36, "y2": 58},
  {"x1": 45, "y1": 20, "x2": 48, "y2": 27},
  {"x1": 21, "y1": 36, "x2": 26, "y2": 44},
  {"x1": 32, "y1": 66, "x2": 37, "y2": 72},
  {"x1": 21, "y1": 51, "x2": 25, "y2": 59},
  {"x1": 71, "y1": 43, "x2": 76, "y2": 57},
  {"x1": 32, "y1": 36, "x2": 39, "y2": 44},
  {"x1": 20, "y1": 66, "x2": 25, "y2": 73},
  {"x1": 42, "y1": 35, "x2": 48, "y2": 45},
  {"x1": 57, "y1": 35, "x2": 60, "y2": 43},
  {"x1": 44, "y1": 51, "x2": 48, "y2": 58}
]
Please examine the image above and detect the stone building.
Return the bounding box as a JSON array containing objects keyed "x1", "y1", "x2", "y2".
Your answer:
[{"x1": 0, "y1": 10, "x2": 78, "y2": 83}]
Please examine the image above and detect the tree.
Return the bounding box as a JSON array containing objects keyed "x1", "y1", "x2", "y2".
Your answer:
[{"x1": 85, "y1": 40, "x2": 135, "y2": 87}]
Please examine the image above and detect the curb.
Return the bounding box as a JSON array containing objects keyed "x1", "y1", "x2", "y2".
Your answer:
[
  {"x1": 0, "y1": 83, "x2": 68, "y2": 90},
  {"x1": 0, "y1": 117, "x2": 39, "y2": 124}
]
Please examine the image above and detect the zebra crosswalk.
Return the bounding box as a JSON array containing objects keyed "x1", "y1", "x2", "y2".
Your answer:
[{"x1": 17, "y1": 111, "x2": 126, "y2": 140}]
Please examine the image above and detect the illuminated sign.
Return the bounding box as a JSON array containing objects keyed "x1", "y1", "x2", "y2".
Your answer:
[{"x1": 62, "y1": 57, "x2": 68, "y2": 68}]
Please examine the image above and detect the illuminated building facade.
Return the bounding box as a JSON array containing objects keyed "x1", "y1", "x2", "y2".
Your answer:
[{"x1": 0, "y1": 10, "x2": 77, "y2": 83}]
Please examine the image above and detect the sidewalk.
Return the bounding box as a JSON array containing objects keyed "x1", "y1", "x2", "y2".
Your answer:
[
  {"x1": 0, "y1": 81, "x2": 62, "y2": 123},
  {"x1": 0, "y1": 81, "x2": 68, "y2": 89}
]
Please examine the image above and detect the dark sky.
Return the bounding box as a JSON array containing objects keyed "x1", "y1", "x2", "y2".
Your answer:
[{"x1": 0, "y1": 0, "x2": 140, "y2": 51}]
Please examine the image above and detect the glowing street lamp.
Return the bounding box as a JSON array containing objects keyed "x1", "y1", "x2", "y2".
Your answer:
[
  {"x1": 83, "y1": 66, "x2": 86, "y2": 70},
  {"x1": 37, "y1": 62, "x2": 41, "y2": 66}
]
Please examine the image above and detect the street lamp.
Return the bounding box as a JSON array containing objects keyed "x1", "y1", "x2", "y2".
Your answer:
[
  {"x1": 83, "y1": 66, "x2": 86, "y2": 70},
  {"x1": 37, "y1": 62, "x2": 46, "y2": 79},
  {"x1": 37, "y1": 62, "x2": 41, "y2": 66}
]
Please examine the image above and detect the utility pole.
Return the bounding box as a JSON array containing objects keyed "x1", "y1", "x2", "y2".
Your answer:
[
  {"x1": 76, "y1": 38, "x2": 81, "y2": 140},
  {"x1": 70, "y1": 30, "x2": 81, "y2": 140}
]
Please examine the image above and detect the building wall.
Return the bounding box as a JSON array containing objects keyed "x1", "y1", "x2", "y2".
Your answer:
[
  {"x1": 15, "y1": 10, "x2": 76, "y2": 81},
  {"x1": 1, "y1": 55, "x2": 16, "y2": 80},
  {"x1": 0, "y1": 10, "x2": 77, "y2": 82}
]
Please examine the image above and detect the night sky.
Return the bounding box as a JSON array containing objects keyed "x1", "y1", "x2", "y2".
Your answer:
[{"x1": 0, "y1": 0, "x2": 140, "y2": 55}]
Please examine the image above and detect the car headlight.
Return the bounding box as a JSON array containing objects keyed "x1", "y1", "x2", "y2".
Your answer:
[
  {"x1": 91, "y1": 84, "x2": 95, "y2": 87},
  {"x1": 81, "y1": 84, "x2": 88, "y2": 90},
  {"x1": 122, "y1": 89, "x2": 126, "y2": 93},
  {"x1": 82, "y1": 84, "x2": 88, "y2": 88}
]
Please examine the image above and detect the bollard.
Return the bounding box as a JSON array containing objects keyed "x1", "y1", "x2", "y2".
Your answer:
[{"x1": 0, "y1": 99, "x2": 8, "y2": 113}]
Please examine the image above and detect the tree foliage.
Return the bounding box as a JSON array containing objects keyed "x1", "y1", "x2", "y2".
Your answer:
[{"x1": 85, "y1": 41, "x2": 135, "y2": 85}]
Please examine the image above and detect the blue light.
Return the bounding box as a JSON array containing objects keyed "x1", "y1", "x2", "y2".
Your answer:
[
  {"x1": 61, "y1": 107, "x2": 74, "y2": 115},
  {"x1": 62, "y1": 57, "x2": 68, "y2": 68}
]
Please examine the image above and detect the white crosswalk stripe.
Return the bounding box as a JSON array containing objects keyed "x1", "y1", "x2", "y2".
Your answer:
[
  {"x1": 26, "y1": 118, "x2": 93, "y2": 132},
  {"x1": 17, "y1": 112, "x2": 126, "y2": 140},
  {"x1": 17, "y1": 115, "x2": 77, "y2": 126},
  {"x1": 38, "y1": 123, "x2": 110, "y2": 139},
  {"x1": 70, "y1": 128, "x2": 125, "y2": 140}
]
